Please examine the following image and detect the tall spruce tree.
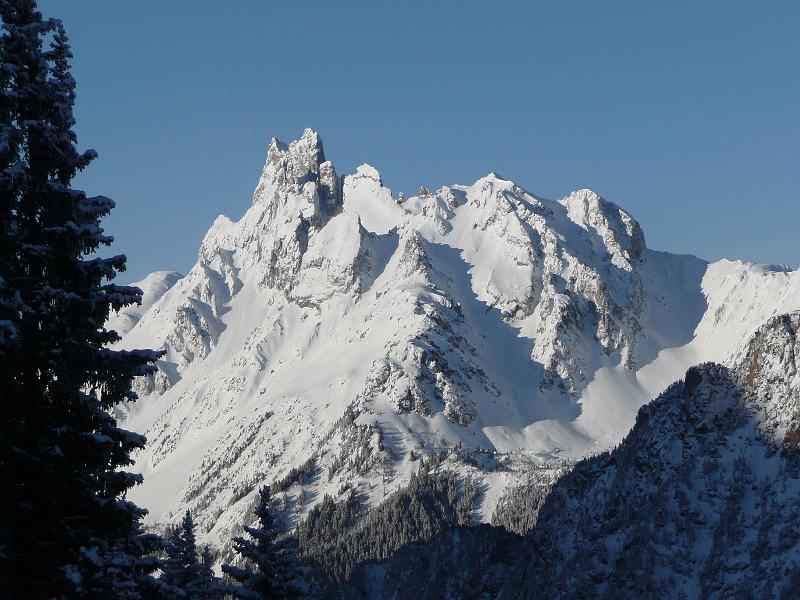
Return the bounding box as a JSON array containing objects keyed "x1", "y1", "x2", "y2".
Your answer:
[
  {"x1": 223, "y1": 486, "x2": 298, "y2": 599},
  {"x1": 163, "y1": 510, "x2": 223, "y2": 599},
  {"x1": 193, "y1": 546, "x2": 225, "y2": 600},
  {"x1": 0, "y1": 1, "x2": 164, "y2": 597},
  {"x1": 163, "y1": 511, "x2": 201, "y2": 592}
]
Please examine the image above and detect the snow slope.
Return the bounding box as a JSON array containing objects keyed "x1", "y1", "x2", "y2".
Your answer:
[
  {"x1": 113, "y1": 128, "x2": 800, "y2": 547},
  {"x1": 106, "y1": 270, "x2": 182, "y2": 338}
]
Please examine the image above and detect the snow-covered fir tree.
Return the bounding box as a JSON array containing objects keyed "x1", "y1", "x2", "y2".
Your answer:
[
  {"x1": 193, "y1": 546, "x2": 225, "y2": 600},
  {"x1": 162, "y1": 510, "x2": 223, "y2": 599},
  {"x1": 223, "y1": 486, "x2": 299, "y2": 599},
  {"x1": 0, "y1": 1, "x2": 163, "y2": 597},
  {"x1": 163, "y1": 511, "x2": 200, "y2": 591}
]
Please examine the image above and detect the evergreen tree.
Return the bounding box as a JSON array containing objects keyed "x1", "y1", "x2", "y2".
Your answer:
[
  {"x1": 223, "y1": 486, "x2": 298, "y2": 599},
  {"x1": 163, "y1": 510, "x2": 223, "y2": 599},
  {"x1": 0, "y1": 1, "x2": 163, "y2": 597},
  {"x1": 163, "y1": 510, "x2": 200, "y2": 592},
  {"x1": 193, "y1": 545, "x2": 225, "y2": 600}
]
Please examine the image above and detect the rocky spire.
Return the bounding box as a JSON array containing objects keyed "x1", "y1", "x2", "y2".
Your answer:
[{"x1": 252, "y1": 128, "x2": 340, "y2": 224}]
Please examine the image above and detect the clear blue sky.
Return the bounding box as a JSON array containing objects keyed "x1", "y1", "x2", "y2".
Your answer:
[{"x1": 38, "y1": 0, "x2": 800, "y2": 282}]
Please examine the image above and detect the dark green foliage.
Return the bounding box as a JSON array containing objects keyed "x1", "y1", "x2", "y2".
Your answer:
[
  {"x1": 272, "y1": 457, "x2": 318, "y2": 494},
  {"x1": 162, "y1": 511, "x2": 223, "y2": 599},
  {"x1": 223, "y1": 486, "x2": 299, "y2": 599},
  {"x1": 491, "y1": 461, "x2": 568, "y2": 535},
  {"x1": 340, "y1": 525, "x2": 521, "y2": 600},
  {"x1": 491, "y1": 483, "x2": 548, "y2": 536},
  {"x1": 0, "y1": 1, "x2": 162, "y2": 596},
  {"x1": 297, "y1": 462, "x2": 478, "y2": 583}
]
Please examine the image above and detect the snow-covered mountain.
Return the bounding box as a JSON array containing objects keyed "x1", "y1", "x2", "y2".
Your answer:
[
  {"x1": 339, "y1": 312, "x2": 800, "y2": 599},
  {"x1": 113, "y1": 128, "x2": 800, "y2": 549}
]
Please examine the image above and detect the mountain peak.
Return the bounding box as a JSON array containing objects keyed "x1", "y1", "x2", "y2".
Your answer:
[
  {"x1": 254, "y1": 129, "x2": 339, "y2": 220},
  {"x1": 353, "y1": 163, "x2": 382, "y2": 184},
  {"x1": 263, "y1": 128, "x2": 326, "y2": 183},
  {"x1": 266, "y1": 127, "x2": 325, "y2": 166},
  {"x1": 559, "y1": 187, "x2": 646, "y2": 266}
]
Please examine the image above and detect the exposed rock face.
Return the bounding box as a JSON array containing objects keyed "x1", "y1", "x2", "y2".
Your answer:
[
  {"x1": 111, "y1": 129, "x2": 800, "y2": 556},
  {"x1": 736, "y1": 312, "x2": 800, "y2": 450},
  {"x1": 249, "y1": 128, "x2": 341, "y2": 291}
]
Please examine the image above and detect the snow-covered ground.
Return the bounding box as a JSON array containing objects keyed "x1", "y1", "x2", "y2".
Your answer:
[{"x1": 111, "y1": 128, "x2": 800, "y2": 548}]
